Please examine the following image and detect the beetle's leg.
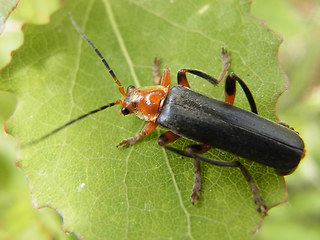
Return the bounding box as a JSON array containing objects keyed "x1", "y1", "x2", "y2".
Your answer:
[
  {"x1": 217, "y1": 47, "x2": 230, "y2": 83},
  {"x1": 177, "y1": 48, "x2": 258, "y2": 114},
  {"x1": 117, "y1": 121, "x2": 158, "y2": 147},
  {"x1": 177, "y1": 69, "x2": 258, "y2": 114},
  {"x1": 177, "y1": 47, "x2": 229, "y2": 87},
  {"x1": 153, "y1": 57, "x2": 161, "y2": 85},
  {"x1": 278, "y1": 121, "x2": 299, "y2": 133},
  {"x1": 218, "y1": 48, "x2": 258, "y2": 113},
  {"x1": 158, "y1": 130, "x2": 180, "y2": 146},
  {"x1": 153, "y1": 58, "x2": 171, "y2": 89},
  {"x1": 163, "y1": 145, "x2": 267, "y2": 215},
  {"x1": 224, "y1": 73, "x2": 236, "y2": 105},
  {"x1": 177, "y1": 69, "x2": 219, "y2": 88},
  {"x1": 159, "y1": 132, "x2": 210, "y2": 204},
  {"x1": 160, "y1": 68, "x2": 171, "y2": 88},
  {"x1": 184, "y1": 144, "x2": 211, "y2": 204},
  {"x1": 159, "y1": 133, "x2": 208, "y2": 203},
  {"x1": 192, "y1": 158, "x2": 201, "y2": 204},
  {"x1": 225, "y1": 73, "x2": 258, "y2": 114}
]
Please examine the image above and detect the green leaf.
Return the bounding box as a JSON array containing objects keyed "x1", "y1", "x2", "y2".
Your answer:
[{"x1": 0, "y1": 0, "x2": 288, "y2": 239}]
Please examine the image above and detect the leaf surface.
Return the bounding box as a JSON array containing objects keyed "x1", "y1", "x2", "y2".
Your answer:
[{"x1": 0, "y1": 0, "x2": 287, "y2": 239}]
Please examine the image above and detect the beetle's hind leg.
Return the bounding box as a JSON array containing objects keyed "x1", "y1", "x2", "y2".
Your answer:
[
  {"x1": 163, "y1": 144, "x2": 267, "y2": 215},
  {"x1": 177, "y1": 48, "x2": 258, "y2": 114},
  {"x1": 185, "y1": 144, "x2": 211, "y2": 204},
  {"x1": 158, "y1": 132, "x2": 211, "y2": 205}
]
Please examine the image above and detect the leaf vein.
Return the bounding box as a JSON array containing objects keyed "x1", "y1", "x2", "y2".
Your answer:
[{"x1": 103, "y1": 0, "x2": 141, "y2": 87}]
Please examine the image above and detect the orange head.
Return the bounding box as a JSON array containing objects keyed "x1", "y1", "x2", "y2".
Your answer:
[
  {"x1": 119, "y1": 85, "x2": 169, "y2": 122},
  {"x1": 111, "y1": 69, "x2": 171, "y2": 123}
]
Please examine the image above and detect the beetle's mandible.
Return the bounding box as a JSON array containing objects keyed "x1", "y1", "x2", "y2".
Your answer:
[{"x1": 25, "y1": 16, "x2": 305, "y2": 216}]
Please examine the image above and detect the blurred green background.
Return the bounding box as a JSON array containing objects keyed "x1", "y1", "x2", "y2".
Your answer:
[{"x1": 0, "y1": 0, "x2": 319, "y2": 239}]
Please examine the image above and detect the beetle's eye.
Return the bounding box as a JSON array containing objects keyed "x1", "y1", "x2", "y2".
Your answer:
[
  {"x1": 127, "y1": 85, "x2": 135, "y2": 91},
  {"x1": 121, "y1": 107, "x2": 130, "y2": 115}
]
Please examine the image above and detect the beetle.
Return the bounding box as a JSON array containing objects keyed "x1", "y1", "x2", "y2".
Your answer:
[{"x1": 25, "y1": 17, "x2": 305, "y2": 215}]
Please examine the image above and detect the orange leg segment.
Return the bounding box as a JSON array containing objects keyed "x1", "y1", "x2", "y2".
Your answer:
[
  {"x1": 117, "y1": 121, "x2": 158, "y2": 147},
  {"x1": 160, "y1": 69, "x2": 171, "y2": 88},
  {"x1": 158, "y1": 130, "x2": 180, "y2": 146},
  {"x1": 225, "y1": 74, "x2": 236, "y2": 105},
  {"x1": 226, "y1": 73, "x2": 258, "y2": 113}
]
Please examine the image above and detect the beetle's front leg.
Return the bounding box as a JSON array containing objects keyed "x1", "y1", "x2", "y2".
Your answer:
[
  {"x1": 117, "y1": 121, "x2": 158, "y2": 147},
  {"x1": 153, "y1": 57, "x2": 161, "y2": 85}
]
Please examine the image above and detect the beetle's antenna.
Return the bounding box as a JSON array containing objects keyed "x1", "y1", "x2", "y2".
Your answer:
[
  {"x1": 22, "y1": 100, "x2": 121, "y2": 147},
  {"x1": 70, "y1": 15, "x2": 125, "y2": 96}
]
